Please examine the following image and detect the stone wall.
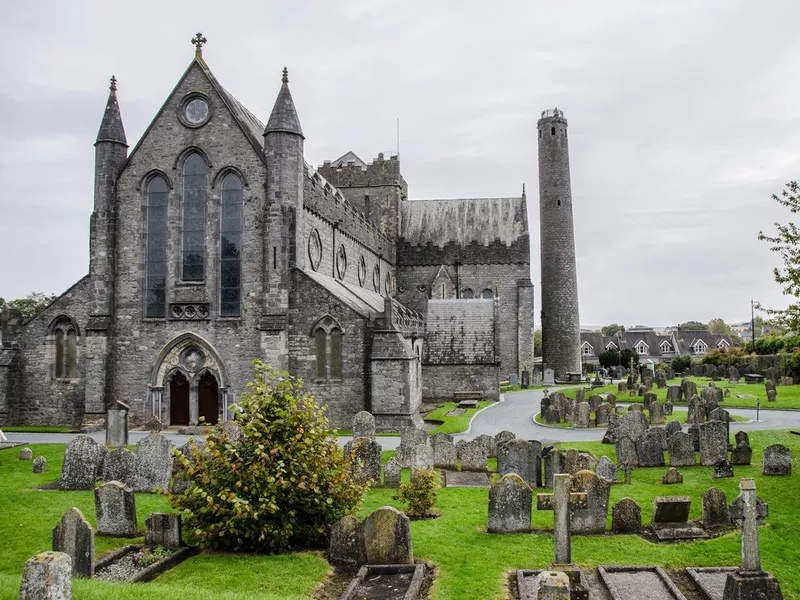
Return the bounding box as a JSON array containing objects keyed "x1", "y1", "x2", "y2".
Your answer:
[{"x1": 421, "y1": 364, "x2": 500, "y2": 401}]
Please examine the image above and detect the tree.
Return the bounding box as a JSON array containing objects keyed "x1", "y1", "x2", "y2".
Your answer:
[
  {"x1": 707, "y1": 318, "x2": 731, "y2": 336},
  {"x1": 678, "y1": 320, "x2": 708, "y2": 331},
  {"x1": 758, "y1": 181, "x2": 800, "y2": 332},
  {"x1": 671, "y1": 355, "x2": 692, "y2": 373},
  {"x1": 619, "y1": 348, "x2": 639, "y2": 369},
  {"x1": 533, "y1": 330, "x2": 542, "y2": 358},
  {"x1": 598, "y1": 349, "x2": 620, "y2": 368},
  {"x1": 600, "y1": 323, "x2": 625, "y2": 337},
  {"x1": 167, "y1": 361, "x2": 368, "y2": 553},
  {"x1": 0, "y1": 292, "x2": 57, "y2": 318}
]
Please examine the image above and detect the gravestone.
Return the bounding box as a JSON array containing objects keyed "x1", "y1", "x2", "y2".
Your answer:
[
  {"x1": 510, "y1": 373, "x2": 519, "y2": 387},
  {"x1": 612, "y1": 498, "x2": 642, "y2": 532},
  {"x1": 52, "y1": 507, "x2": 94, "y2": 578},
  {"x1": 569, "y1": 470, "x2": 611, "y2": 534},
  {"x1": 664, "y1": 420, "x2": 682, "y2": 439},
  {"x1": 543, "y1": 447, "x2": 566, "y2": 488},
  {"x1": 521, "y1": 370, "x2": 530, "y2": 388},
  {"x1": 430, "y1": 432, "x2": 453, "y2": 448},
  {"x1": 352, "y1": 411, "x2": 376, "y2": 440},
  {"x1": 105, "y1": 400, "x2": 130, "y2": 448},
  {"x1": 131, "y1": 432, "x2": 173, "y2": 493},
  {"x1": 595, "y1": 403, "x2": 610, "y2": 426},
  {"x1": 617, "y1": 382, "x2": 627, "y2": 394},
  {"x1": 648, "y1": 401, "x2": 665, "y2": 425},
  {"x1": 636, "y1": 430, "x2": 665, "y2": 467},
  {"x1": 764, "y1": 367, "x2": 777, "y2": 383},
  {"x1": 652, "y1": 496, "x2": 691, "y2": 524},
  {"x1": 433, "y1": 441, "x2": 458, "y2": 470},
  {"x1": 494, "y1": 430, "x2": 516, "y2": 447},
  {"x1": 329, "y1": 515, "x2": 365, "y2": 565},
  {"x1": 145, "y1": 513, "x2": 182, "y2": 550},
  {"x1": 731, "y1": 438, "x2": 752, "y2": 466},
  {"x1": 536, "y1": 473, "x2": 588, "y2": 564},
  {"x1": 459, "y1": 439, "x2": 488, "y2": 472},
  {"x1": 619, "y1": 411, "x2": 648, "y2": 441},
  {"x1": 622, "y1": 465, "x2": 634, "y2": 485},
  {"x1": 533, "y1": 369, "x2": 541, "y2": 386},
  {"x1": 664, "y1": 400, "x2": 674, "y2": 416},
  {"x1": 171, "y1": 438, "x2": 207, "y2": 494},
  {"x1": 643, "y1": 391, "x2": 657, "y2": 406},
  {"x1": 682, "y1": 378, "x2": 697, "y2": 400},
  {"x1": 488, "y1": 474, "x2": 532, "y2": 533},
  {"x1": 543, "y1": 368, "x2": 555, "y2": 386},
  {"x1": 60, "y1": 435, "x2": 101, "y2": 490},
  {"x1": 19, "y1": 552, "x2": 72, "y2": 600},
  {"x1": 699, "y1": 420, "x2": 728, "y2": 466},
  {"x1": 594, "y1": 456, "x2": 618, "y2": 483},
  {"x1": 628, "y1": 403, "x2": 643, "y2": 412},
  {"x1": 540, "y1": 396, "x2": 552, "y2": 418},
  {"x1": 362, "y1": 506, "x2": 413, "y2": 565},
  {"x1": 409, "y1": 444, "x2": 434, "y2": 471},
  {"x1": 714, "y1": 457, "x2": 734, "y2": 478},
  {"x1": 545, "y1": 405, "x2": 560, "y2": 424},
  {"x1": 383, "y1": 457, "x2": 401, "y2": 488},
  {"x1": 688, "y1": 424, "x2": 701, "y2": 452},
  {"x1": 602, "y1": 413, "x2": 620, "y2": 444},
  {"x1": 702, "y1": 487, "x2": 729, "y2": 529},
  {"x1": 474, "y1": 434, "x2": 496, "y2": 458},
  {"x1": 767, "y1": 389, "x2": 777, "y2": 402},
  {"x1": 102, "y1": 448, "x2": 135, "y2": 487},
  {"x1": 587, "y1": 394, "x2": 603, "y2": 411},
  {"x1": 564, "y1": 448, "x2": 579, "y2": 475},
  {"x1": 345, "y1": 436, "x2": 383, "y2": 486},
  {"x1": 498, "y1": 439, "x2": 537, "y2": 487},
  {"x1": 574, "y1": 402, "x2": 591, "y2": 428},
  {"x1": 400, "y1": 428, "x2": 427, "y2": 447},
  {"x1": 662, "y1": 468, "x2": 683, "y2": 485},
  {"x1": 687, "y1": 396, "x2": 705, "y2": 425},
  {"x1": 95, "y1": 481, "x2": 137, "y2": 537},
  {"x1": 762, "y1": 445, "x2": 792, "y2": 475},
  {"x1": 615, "y1": 437, "x2": 638, "y2": 467},
  {"x1": 19, "y1": 447, "x2": 32, "y2": 461},
  {"x1": 605, "y1": 393, "x2": 617, "y2": 406},
  {"x1": 729, "y1": 367, "x2": 740, "y2": 383},
  {"x1": 724, "y1": 479, "x2": 782, "y2": 600},
  {"x1": 666, "y1": 385, "x2": 682, "y2": 403},
  {"x1": 33, "y1": 456, "x2": 47, "y2": 473},
  {"x1": 575, "y1": 388, "x2": 586, "y2": 403},
  {"x1": 667, "y1": 431, "x2": 695, "y2": 467}
]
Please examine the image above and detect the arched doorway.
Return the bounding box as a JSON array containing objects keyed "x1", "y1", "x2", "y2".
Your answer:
[
  {"x1": 170, "y1": 372, "x2": 190, "y2": 425},
  {"x1": 198, "y1": 371, "x2": 220, "y2": 425}
]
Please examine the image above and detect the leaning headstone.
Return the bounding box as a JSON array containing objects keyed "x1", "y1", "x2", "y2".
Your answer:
[
  {"x1": 60, "y1": 436, "x2": 101, "y2": 490},
  {"x1": 433, "y1": 441, "x2": 458, "y2": 470},
  {"x1": 615, "y1": 437, "x2": 638, "y2": 467},
  {"x1": 619, "y1": 411, "x2": 648, "y2": 442},
  {"x1": 33, "y1": 456, "x2": 47, "y2": 473},
  {"x1": 594, "y1": 456, "x2": 618, "y2": 483},
  {"x1": 145, "y1": 513, "x2": 182, "y2": 550},
  {"x1": 667, "y1": 432, "x2": 695, "y2": 467},
  {"x1": 612, "y1": 498, "x2": 642, "y2": 532},
  {"x1": 498, "y1": 439, "x2": 536, "y2": 487},
  {"x1": 102, "y1": 448, "x2": 135, "y2": 487},
  {"x1": 762, "y1": 445, "x2": 792, "y2": 476},
  {"x1": 329, "y1": 515, "x2": 365, "y2": 565},
  {"x1": 19, "y1": 552, "x2": 72, "y2": 600},
  {"x1": 702, "y1": 487, "x2": 729, "y2": 529},
  {"x1": 105, "y1": 400, "x2": 130, "y2": 448},
  {"x1": 569, "y1": 469, "x2": 610, "y2": 534},
  {"x1": 52, "y1": 507, "x2": 94, "y2": 578},
  {"x1": 345, "y1": 436, "x2": 382, "y2": 486},
  {"x1": 131, "y1": 432, "x2": 173, "y2": 493},
  {"x1": 459, "y1": 439, "x2": 488, "y2": 472},
  {"x1": 699, "y1": 420, "x2": 728, "y2": 466},
  {"x1": 664, "y1": 420, "x2": 682, "y2": 439},
  {"x1": 648, "y1": 401, "x2": 665, "y2": 425},
  {"x1": 362, "y1": 506, "x2": 413, "y2": 565},
  {"x1": 488, "y1": 473, "x2": 532, "y2": 533},
  {"x1": 19, "y1": 447, "x2": 33, "y2": 461},
  {"x1": 95, "y1": 481, "x2": 137, "y2": 537},
  {"x1": 636, "y1": 429, "x2": 665, "y2": 467},
  {"x1": 652, "y1": 496, "x2": 692, "y2": 524},
  {"x1": 663, "y1": 468, "x2": 683, "y2": 485},
  {"x1": 731, "y1": 438, "x2": 752, "y2": 466},
  {"x1": 383, "y1": 457, "x2": 401, "y2": 488},
  {"x1": 352, "y1": 411, "x2": 376, "y2": 440}
]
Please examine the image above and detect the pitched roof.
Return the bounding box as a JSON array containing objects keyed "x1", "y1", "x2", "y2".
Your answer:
[
  {"x1": 301, "y1": 268, "x2": 385, "y2": 318},
  {"x1": 424, "y1": 299, "x2": 496, "y2": 364},
  {"x1": 399, "y1": 197, "x2": 527, "y2": 247},
  {"x1": 329, "y1": 151, "x2": 367, "y2": 168}
]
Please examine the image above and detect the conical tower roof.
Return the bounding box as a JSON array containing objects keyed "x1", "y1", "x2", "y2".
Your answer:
[
  {"x1": 95, "y1": 76, "x2": 127, "y2": 146},
  {"x1": 264, "y1": 68, "x2": 304, "y2": 138}
]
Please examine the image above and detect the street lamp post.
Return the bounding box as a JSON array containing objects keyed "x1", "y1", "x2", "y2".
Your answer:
[{"x1": 752, "y1": 299, "x2": 760, "y2": 422}]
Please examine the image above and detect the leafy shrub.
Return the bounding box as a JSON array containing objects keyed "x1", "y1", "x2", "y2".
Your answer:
[
  {"x1": 701, "y1": 347, "x2": 747, "y2": 367},
  {"x1": 670, "y1": 355, "x2": 692, "y2": 373},
  {"x1": 598, "y1": 349, "x2": 620, "y2": 368},
  {"x1": 396, "y1": 468, "x2": 438, "y2": 517},
  {"x1": 167, "y1": 360, "x2": 369, "y2": 553},
  {"x1": 619, "y1": 349, "x2": 639, "y2": 370}
]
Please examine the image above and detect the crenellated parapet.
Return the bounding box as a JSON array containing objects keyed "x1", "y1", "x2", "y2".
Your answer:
[
  {"x1": 316, "y1": 153, "x2": 407, "y2": 193},
  {"x1": 397, "y1": 236, "x2": 530, "y2": 266}
]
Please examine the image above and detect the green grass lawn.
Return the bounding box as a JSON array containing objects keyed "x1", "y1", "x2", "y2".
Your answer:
[
  {"x1": 1, "y1": 426, "x2": 78, "y2": 433},
  {"x1": 423, "y1": 401, "x2": 494, "y2": 435},
  {"x1": 2, "y1": 432, "x2": 799, "y2": 599},
  {"x1": 567, "y1": 377, "x2": 800, "y2": 410},
  {"x1": 532, "y1": 408, "x2": 747, "y2": 429}
]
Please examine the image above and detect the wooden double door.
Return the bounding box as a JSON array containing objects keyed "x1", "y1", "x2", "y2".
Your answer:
[{"x1": 169, "y1": 371, "x2": 219, "y2": 425}]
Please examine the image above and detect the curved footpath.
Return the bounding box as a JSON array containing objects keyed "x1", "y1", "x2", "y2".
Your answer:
[{"x1": 4, "y1": 388, "x2": 800, "y2": 451}]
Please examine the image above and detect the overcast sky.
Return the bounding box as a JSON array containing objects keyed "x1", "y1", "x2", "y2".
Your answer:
[{"x1": 1, "y1": 0, "x2": 798, "y2": 328}]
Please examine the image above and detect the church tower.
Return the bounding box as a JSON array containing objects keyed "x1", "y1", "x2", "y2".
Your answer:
[{"x1": 538, "y1": 108, "x2": 581, "y2": 379}]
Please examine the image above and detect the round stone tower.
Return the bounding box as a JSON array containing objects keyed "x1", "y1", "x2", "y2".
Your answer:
[{"x1": 538, "y1": 108, "x2": 581, "y2": 379}]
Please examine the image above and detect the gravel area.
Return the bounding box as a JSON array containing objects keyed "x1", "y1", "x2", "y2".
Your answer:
[{"x1": 95, "y1": 552, "x2": 141, "y2": 582}]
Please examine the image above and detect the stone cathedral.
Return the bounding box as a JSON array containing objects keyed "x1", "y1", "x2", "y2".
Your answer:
[{"x1": 0, "y1": 37, "x2": 582, "y2": 431}]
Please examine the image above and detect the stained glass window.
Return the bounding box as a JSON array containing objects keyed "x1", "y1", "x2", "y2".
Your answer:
[
  {"x1": 145, "y1": 176, "x2": 168, "y2": 317},
  {"x1": 182, "y1": 154, "x2": 206, "y2": 281},
  {"x1": 315, "y1": 329, "x2": 327, "y2": 378},
  {"x1": 219, "y1": 173, "x2": 242, "y2": 317}
]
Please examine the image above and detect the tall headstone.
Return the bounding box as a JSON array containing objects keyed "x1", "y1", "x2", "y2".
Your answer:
[
  {"x1": 699, "y1": 420, "x2": 728, "y2": 466},
  {"x1": 648, "y1": 401, "x2": 665, "y2": 426},
  {"x1": 667, "y1": 431, "x2": 695, "y2": 466},
  {"x1": 102, "y1": 448, "x2": 135, "y2": 487},
  {"x1": 145, "y1": 513, "x2": 182, "y2": 550},
  {"x1": 105, "y1": 400, "x2": 129, "y2": 448},
  {"x1": 95, "y1": 481, "x2": 137, "y2": 537},
  {"x1": 131, "y1": 432, "x2": 173, "y2": 493},
  {"x1": 488, "y1": 474, "x2": 532, "y2": 533},
  {"x1": 345, "y1": 436, "x2": 383, "y2": 486},
  {"x1": 362, "y1": 506, "x2": 413, "y2": 565},
  {"x1": 615, "y1": 437, "x2": 638, "y2": 467},
  {"x1": 383, "y1": 457, "x2": 401, "y2": 488},
  {"x1": 52, "y1": 508, "x2": 94, "y2": 578},
  {"x1": 60, "y1": 436, "x2": 101, "y2": 490},
  {"x1": 19, "y1": 552, "x2": 72, "y2": 600},
  {"x1": 498, "y1": 439, "x2": 537, "y2": 487},
  {"x1": 636, "y1": 430, "x2": 665, "y2": 467},
  {"x1": 569, "y1": 470, "x2": 610, "y2": 534},
  {"x1": 702, "y1": 487, "x2": 729, "y2": 529},
  {"x1": 352, "y1": 411, "x2": 376, "y2": 440}
]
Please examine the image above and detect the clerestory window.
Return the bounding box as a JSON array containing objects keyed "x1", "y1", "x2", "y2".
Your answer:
[
  {"x1": 145, "y1": 176, "x2": 168, "y2": 318},
  {"x1": 181, "y1": 153, "x2": 207, "y2": 281},
  {"x1": 219, "y1": 173, "x2": 243, "y2": 317},
  {"x1": 313, "y1": 316, "x2": 343, "y2": 380}
]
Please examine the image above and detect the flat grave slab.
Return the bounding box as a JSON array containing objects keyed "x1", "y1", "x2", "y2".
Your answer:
[
  {"x1": 598, "y1": 566, "x2": 689, "y2": 600},
  {"x1": 0, "y1": 442, "x2": 25, "y2": 450},
  {"x1": 442, "y1": 470, "x2": 490, "y2": 488},
  {"x1": 735, "y1": 394, "x2": 757, "y2": 400},
  {"x1": 340, "y1": 564, "x2": 425, "y2": 600},
  {"x1": 686, "y1": 567, "x2": 737, "y2": 600},
  {"x1": 653, "y1": 525, "x2": 710, "y2": 541},
  {"x1": 445, "y1": 409, "x2": 465, "y2": 417},
  {"x1": 457, "y1": 400, "x2": 479, "y2": 409}
]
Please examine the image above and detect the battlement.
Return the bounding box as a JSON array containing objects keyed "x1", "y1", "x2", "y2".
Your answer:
[
  {"x1": 397, "y1": 236, "x2": 530, "y2": 266},
  {"x1": 538, "y1": 107, "x2": 568, "y2": 126},
  {"x1": 317, "y1": 152, "x2": 407, "y2": 190}
]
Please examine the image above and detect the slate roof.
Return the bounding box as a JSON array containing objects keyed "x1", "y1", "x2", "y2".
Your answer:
[
  {"x1": 400, "y1": 197, "x2": 527, "y2": 247},
  {"x1": 264, "y1": 69, "x2": 304, "y2": 138},
  {"x1": 424, "y1": 299, "x2": 496, "y2": 365},
  {"x1": 301, "y1": 269, "x2": 386, "y2": 318},
  {"x1": 674, "y1": 330, "x2": 732, "y2": 354},
  {"x1": 95, "y1": 85, "x2": 127, "y2": 146},
  {"x1": 329, "y1": 151, "x2": 367, "y2": 168},
  {"x1": 580, "y1": 331, "x2": 677, "y2": 357}
]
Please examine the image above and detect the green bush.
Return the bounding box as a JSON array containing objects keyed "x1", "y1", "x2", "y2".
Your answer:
[
  {"x1": 701, "y1": 346, "x2": 747, "y2": 367},
  {"x1": 671, "y1": 355, "x2": 692, "y2": 373},
  {"x1": 598, "y1": 349, "x2": 620, "y2": 368},
  {"x1": 167, "y1": 360, "x2": 369, "y2": 553},
  {"x1": 619, "y1": 349, "x2": 639, "y2": 370},
  {"x1": 396, "y1": 468, "x2": 438, "y2": 517}
]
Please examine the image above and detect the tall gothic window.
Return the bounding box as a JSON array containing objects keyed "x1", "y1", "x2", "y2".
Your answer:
[
  {"x1": 315, "y1": 329, "x2": 327, "y2": 378},
  {"x1": 51, "y1": 318, "x2": 78, "y2": 380},
  {"x1": 313, "y1": 316, "x2": 343, "y2": 380},
  {"x1": 182, "y1": 153, "x2": 207, "y2": 281},
  {"x1": 145, "y1": 176, "x2": 168, "y2": 318},
  {"x1": 219, "y1": 173, "x2": 243, "y2": 317}
]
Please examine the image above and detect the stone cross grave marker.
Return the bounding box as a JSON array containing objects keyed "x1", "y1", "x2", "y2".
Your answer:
[
  {"x1": 728, "y1": 478, "x2": 768, "y2": 572},
  {"x1": 536, "y1": 473, "x2": 588, "y2": 564}
]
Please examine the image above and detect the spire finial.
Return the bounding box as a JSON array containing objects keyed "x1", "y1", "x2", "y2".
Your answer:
[
  {"x1": 191, "y1": 32, "x2": 207, "y2": 58},
  {"x1": 282, "y1": 67, "x2": 289, "y2": 85},
  {"x1": 522, "y1": 182, "x2": 526, "y2": 196},
  {"x1": 109, "y1": 75, "x2": 117, "y2": 92}
]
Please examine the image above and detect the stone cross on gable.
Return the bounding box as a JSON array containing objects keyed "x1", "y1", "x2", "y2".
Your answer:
[
  {"x1": 729, "y1": 478, "x2": 769, "y2": 573},
  {"x1": 191, "y1": 32, "x2": 207, "y2": 58},
  {"x1": 536, "y1": 473, "x2": 588, "y2": 564}
]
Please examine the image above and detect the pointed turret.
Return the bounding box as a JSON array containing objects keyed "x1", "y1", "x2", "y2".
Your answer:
[
  {"x1": 95, "y1": 76, "x2": 127, "y2": 146},
  {"x1": 264, "y1": 68, "x2": 304, "y2": 138}
]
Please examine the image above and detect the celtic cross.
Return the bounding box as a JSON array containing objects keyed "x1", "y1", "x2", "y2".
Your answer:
[{"x1": 191, "y1": 32, "x2": 207, "y2": 57}]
